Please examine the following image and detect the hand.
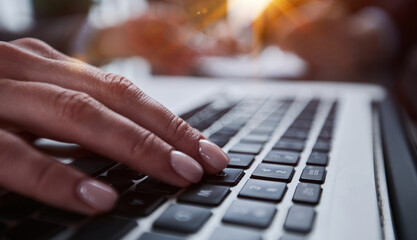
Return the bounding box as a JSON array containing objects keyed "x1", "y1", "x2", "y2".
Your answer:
[{"x1": 0, "y1": 38, "x2": 229, "y2": 215}]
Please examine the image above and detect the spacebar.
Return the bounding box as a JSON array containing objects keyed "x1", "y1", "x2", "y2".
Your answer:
[{"x1": 69, "y1": 216, "x2": 137, "y2": 240}]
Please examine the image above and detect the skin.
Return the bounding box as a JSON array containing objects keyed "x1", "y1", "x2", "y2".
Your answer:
[{"x1": 0, "y1": 38, "x2": 223, "y2": 215}]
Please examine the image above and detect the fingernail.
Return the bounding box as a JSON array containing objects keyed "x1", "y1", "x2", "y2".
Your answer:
[
  {"x1": 77, "y1": 179, "x2": 118, "y2": 211},
  {"x1": 199, "y1": 139, "x2": 230, "y2": 171},
  {"x1": 170, "y1": 150, "x2": 204, "y2": 183}
]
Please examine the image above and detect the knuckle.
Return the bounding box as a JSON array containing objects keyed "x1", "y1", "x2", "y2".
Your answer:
[
  {"x1": 31, "y1": 161, "x2": 58, "y2": 192},
  {"x1": 54, "y1": 91, "x2": 101, "y2": 122},
  {"x1": 103, "y1": 73, "x2": 148, "y2": 103},
  {"x1": 129, "y1": 130, "x2": 158, "y2": 159},
  {"x1": 166, "y1": 116, "x2": 190, "y2": 141}
]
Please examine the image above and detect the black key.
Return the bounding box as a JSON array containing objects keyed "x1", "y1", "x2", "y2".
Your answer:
[
  {"x1": 283, "y1": 129, "x2": 309, "y2": 140},
  {"x1": 252, "y1": 124, "x2": 276, "y2": 133},
  {"x1": 263, "y1": 150, "x2": 300, "y2": 165},
  {"x1": 273, "y1": 139, "x2": 305, "y2": 152},
  {"x1": 153, "y1": 204, "x2": 212, "y2": 233},
  {"x1": 205, "y1": 168, "x2": 244, "y2": 186},
  {"x1": 307, "y1": 152, "x2": 329, "y2": 166},
  {"x1": 241, "y1": 134, "x2": 270, "y2": 144},
  {"x1": 139, "y1": 232, "x2": 185, "y2": 240},
  {"x1": 227, "y1": 153, "x2": 255, "y2": 169},
  {"x1": 136, "y1": 177, "x2": 180, "y2": 195},
  {"x1": 293, "y1": 183, "x2": 322, "y2": 204},
  {"x1": 222, "y1": 199, "x2": 276, "y2": 229},
  {"x1": 5, "y1": 219, "x2": 65, "y2": 240},
  {"x1": 179, "y1": 184, "x2": 230, "y2": 206},
  {"x1": 318, "y1": 129, "x2": 333, "y2": 140},
  {"x1": 71, "y1": 155, "x2": 116, "y2": 176},
  {"x1": 37, "y1": 208, "x2": 86, "y2": 225},
  {"x1": 114, "y1": 192, "x2": 166, "y2": 218},
  {"x1": 284, "y1": 205, "x2": 316, "y2": 233},
  {"x1": 69, "y1": 216, "x2": 137, "y2": 240},
  {"x1": 107, "y1": 164, "x2": 144, "y2": 180},
  {"x1": 229, "y1": 143, "x2": 263, "y2": 155},
  {"x1": 290, "y1": 120, "x2": 312, "y2": 129},
  {"x1": 300, "y1": 166, "x2": 326, "y2": 184},
  {"x1": 239, "y1": 179, "x2": 287, "y2": 202},
  {"x1": 252, "y1": 163, "x2": 294, "y2": 182},
  {"x1": 97, "y1": 176, "x2": 134, "y2": 193},
  {"x1": 209, "y1": 134, "x2": 230, "y2": 147},
  {"x1": 313, "y1": 140, "x2": 331, "y2": 152},
  {"x1": 209, "y1": 226, "x2": 262, "y2": 240},
  {"x1": 0, "y1": 193, "x2": 43, "y2": 220},
  {"x1": 280, "y1": 236, "x2": 306, "y2": 240}
]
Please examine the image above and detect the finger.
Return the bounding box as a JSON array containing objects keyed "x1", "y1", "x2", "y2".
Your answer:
[
  {"x1": 0, "y1": 79, "x2": 203, "y2": 186},
  {"x1": 9, "y1": 38, "x2": 73, "y2": 62},
  {"x1": 0, "y1": 41, "x2": 229, "y2": 174},
  {"x1": 0, "y1": 129, "x2": 118, "y2": 215}
]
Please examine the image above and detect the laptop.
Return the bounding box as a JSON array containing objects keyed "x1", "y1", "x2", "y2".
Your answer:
[{"x1": 1, "y1": 65, "x2": 416, "y2": 240}]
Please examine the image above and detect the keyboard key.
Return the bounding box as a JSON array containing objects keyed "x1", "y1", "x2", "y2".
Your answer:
[
  {"x1": 97, "y1": 176, "x2": 134, "y2": 193},
  {"x1": 209, "y1": 134, "x2": 230, "y2": 147},
  {"x1": 300, "y1": 166, "x2": 326, "y2": 184},
  {"x1": 307, "y1": 152, "x2": 329, "y2": 166},
  {"x1": 69, "y1": 216, "x2": 137, "y2": 240},
  {"x1": 229, "y1": 143, "x2": 263, "y2": 155},
  {"x1": 283, "y1": 129, "x2": 309, "y2": 140},
  {"x1": 290, "y1": 120, "x2": 312, "y2": 129},
  {"x1": 222, "y1": 199, "x2": 276, "y2": 229},
  {"x1": 153, "y1": 204, "x2": 212, "y2": 233},
  {"x1": 263, "y1": 150, "x2": 300, "y2": 165},
  {"x1": 139, "y1": 232, "x2": 185, "y2": 240},
  {"x1": 71, "y1": 155, "x2": 116, "y2": 176},
  {"x1": 5, "y1": 219, "x2": 65, "y2": 240},
  {"x1": 209, "y1": 226, "x2": 262, "y2": 240},
  {"x1": 318, "y1": 129, "x2": 333, "y2": 140},
  {"x1": 179, "y1": 184, "x2": 230, "y2": 206},
  {"x1": 107, "y1": 164, "x2": 144, "y2": 180},
  {"x1": 136, "y1": 178, "x2": 180, "y2": 195},
  {"x1": 0, "y1": 193, "x2": 43, "y2": 220},
  {"x1": 293, "y1": 183, "x2": 322, "y2": 204},
  {"x1": 37, "y1": 208, "x2": 86, "y2": 225},
  {"x1": 114, "y1": 192, "x2": 166, "y2": 218},
  {"x1": 239, "y1": 179, "x2": 287, "y2": 202},
  {"x1": 205, "y1": 168, "x2": 244, "y2": 186},
  {"x1": 313, "y1": 140, "x2": 331, "y2": 152},
  {"x1": 284, "y1": 205, "x2": 316, "y2": 233},
  {"x1": 227, "y1": 153, "x2": 255, "y2": 169},
  {"x1": 273, "y1": 139, "x2": 305, "y2": 152},
  {"x1": 252, "y1": 163, "x2": 294, "y2": 182},
  {"x1": 241, "y1": 134, "x2": 270, "y2": 144},
  {"x1": 280, "y1": 236, "x2": 307, "y2": 240}
]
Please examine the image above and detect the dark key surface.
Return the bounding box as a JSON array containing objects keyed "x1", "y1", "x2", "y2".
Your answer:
[
  {"x1": 178, "y1": 184, "x2": 230, "y2": 206},
  {"x1": 97, "y1": 176, "x2": 134, "y2": 193},
  {"x1": 222, "y1": 199, "x2": 276, "y2": 228},
  {"x1": 241, "y1": 134, "x2": 270, "y2": 144},
  {"x1": 153, "y1": 204, "x2": 212, "y2": 233},
  {"x1": 71, "y1": 155, "x2": 116, "y2": 176},
  {"x1": 209, "y1": 226, "x2": 262, "y2": 240},
  {"x1": 0, "y1": 193, "x2": 43, "y2": 220},
  {"x1": 300, "y1": 166, "x2": 326, "y2": 184},
  {"x1": 5, "y1": 219, "x2": 65, "y2": 240},
  {"x1": 0, "y1": 222, "x2": 7, "y2": 235},
  {"x1": 284, "y1": 205, "x2": 316, "y2": 233},
  {"x1": 263, "y1": 150, "x2": 300, "y2": 165},
  {"x1": 290, "y1": 120, "x2": 312, "y2": 130},
  {"x1": 283, "y1": 129, "x2": 309, "y2": 140},
  {"x1": 136, "y1": 178, "x2": 180, "y2": 195},
  {"x1": 138, "y1": 232, "x2": 185, "y2": 240},
  {"x1": 209, "y1": 134, "x2": 230, "y2": 148},
  {"x1": 273, "y1": 139, "x2": 305, "y2": 152},
  {"x1": 318, "y1": 129, "x2": 333, "y2": 139},
  {"x1": 307, "y1": 152, "x2": 329, "y2": 166},
  {"x1": 229, "y1": 143, "x2": 263, "y2": 155},
  {"x1": 114, "y1": 192, "x2": 166, "y2": 218},
  {"x1": 239, "y1": 179, "x2": 287, "y2": 202},
  {"x1": 313, "y1": 140, "x2": 331, "y2": 152},
  {"x1": 37, "y1": 207, "x2": 86, "y2": 225},
  {"x1": 293, "y1": 183, "x2": 322, "y2": 204},
  {"x1": 106, "y1": 164, "x2": 144, "y2": 180},
  {"x1": 252, "y1": 163, "x2": 294, "y2": 182},
  {"x1": 69, "y1": 216, "x2": 137, "y2": 240},
  {"x1": 205, "y1": 168, "x2": 244, "y2": 186},
  {"x1": 227, "y1": 153, "x2": 255, "y2": 169},
  {"x1": 280, "y1": 235, "x2": 307, "y2": 240}
]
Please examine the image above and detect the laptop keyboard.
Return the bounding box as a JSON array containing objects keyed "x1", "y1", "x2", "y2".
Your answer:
[{"x1": 0, "y1": 97, "x2": 338, "y2": 240}]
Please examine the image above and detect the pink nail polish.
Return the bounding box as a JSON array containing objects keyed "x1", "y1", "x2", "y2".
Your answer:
[
  {"x1": 170, "y1": 151, "x2": 204, "y2": 183},
  {"x1": 77, "y1": 179, "x2": 118, "y2": 211},
  {"x1": 199, "y1": 139, "x2": 230, "y2": 171}
]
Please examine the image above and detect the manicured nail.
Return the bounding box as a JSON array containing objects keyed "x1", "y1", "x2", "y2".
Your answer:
[
  {"x1": 199, "y1": 139, "x2": 230, "y2": 171},
  {"x1": 77, "y1": 179, "x2": 118, "y2": 211},
  {"x1": 170, "y1": 150, "x2": 204, "y2": 183}
]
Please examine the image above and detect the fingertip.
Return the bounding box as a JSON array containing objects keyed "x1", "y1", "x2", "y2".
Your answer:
[
  {"x1": 198, "y1": 139, "x2": 230, "y2": 172},
  {"x1": 76, "y1": 179, "x2": 119, "y2": 213},
  {"x1": 170, "y1": 150, "x2": 204, "y2": 183}
]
